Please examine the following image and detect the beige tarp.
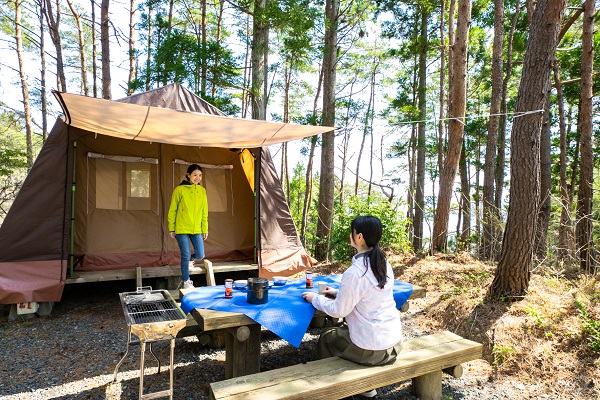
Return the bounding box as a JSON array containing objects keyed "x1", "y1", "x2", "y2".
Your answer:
[{"x1": 54, "y1": 92, "x2": 334, "y2": 148}]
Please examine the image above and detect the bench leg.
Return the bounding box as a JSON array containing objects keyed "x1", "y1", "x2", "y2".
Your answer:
[
  {"x1": 412, "y1": 370, "x2": 442, "y2": 400},
  {"x1": 225, "y1": 324, "x2": 261, "y2": 379}
]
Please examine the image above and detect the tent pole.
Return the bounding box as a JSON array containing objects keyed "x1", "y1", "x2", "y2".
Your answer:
[
  {"x1": 254, "y1": 150, "x2": 259, "y2": 264},
  {"x1": 69, "y1": 141, "x2": 77, "y2": 277}
]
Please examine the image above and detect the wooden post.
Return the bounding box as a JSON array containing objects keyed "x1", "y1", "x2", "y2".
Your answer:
[
  {"x1": 135, "y1": 263, "x2": 142, "y2": 289},
  {"x1": 204, "y1": 259, "x2": 216, "y2": 286},
  {"x1": 225, "y1": 324, "x2": 261, "y2": 378},
  {"x1": 412, "y1": 370, "x2": 443, "y2": 400}
]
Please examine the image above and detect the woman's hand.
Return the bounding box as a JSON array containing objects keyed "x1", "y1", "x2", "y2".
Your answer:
[
  {"x1": 302, "y1": 292, "x2": 317, "y2": 302},
  {"x1": 170, "y1": 232, "x2": 175, "y2": 239},
  {"x1": 203, "y1": 233, "x2": 208, "y2": 240}
]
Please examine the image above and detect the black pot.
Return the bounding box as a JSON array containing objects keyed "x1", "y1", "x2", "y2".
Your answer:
[{"x1": 247, "y1": 277, "x2": 269, "y2": 304}]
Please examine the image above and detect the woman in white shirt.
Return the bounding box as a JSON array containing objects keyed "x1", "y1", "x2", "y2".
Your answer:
[{"x1": 302, "y1": 215, "x2": 402, "y2": 399}]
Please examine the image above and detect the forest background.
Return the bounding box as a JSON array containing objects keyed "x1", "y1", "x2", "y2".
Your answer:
[{"x1": 0, "y1": 0, "x2": 599, "y2": 301}]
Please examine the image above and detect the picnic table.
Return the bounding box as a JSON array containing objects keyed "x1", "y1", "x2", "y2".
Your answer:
[{"x1": 180, "y1": 275, "x2": 426, "y2": 379}]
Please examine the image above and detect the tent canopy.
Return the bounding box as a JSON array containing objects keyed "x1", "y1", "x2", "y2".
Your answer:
[
  {"x1": 0, "y1": 83, "x2": 321, "y2": 304},
  {"x1": 53, "y1": 92, "x2": 334, "y2": 148}
]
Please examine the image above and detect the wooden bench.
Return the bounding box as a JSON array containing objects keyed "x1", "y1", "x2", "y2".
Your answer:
[{"x1": 209, "y1": 330, "x2": 482, "y2": 400}]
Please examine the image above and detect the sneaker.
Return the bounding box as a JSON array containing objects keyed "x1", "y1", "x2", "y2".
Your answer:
[
  {"x1": 182, "y1": 279, "x2": 195, "y2": 289},
  {"x1": 341, "y1": 390, "x2": 379, "y2": 400},
  {"x1": 189, "y1": 260, "x2": 195, "y2": 268}
]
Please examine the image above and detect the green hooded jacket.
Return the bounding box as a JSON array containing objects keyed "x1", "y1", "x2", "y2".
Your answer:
[{"x1": 168, "y1": 181, "x2": 208, "y2": 234}]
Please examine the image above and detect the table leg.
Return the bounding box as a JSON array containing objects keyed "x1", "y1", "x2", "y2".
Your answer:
[{"x1": 225, "y1": 324, "x2": 261, "y2": 378}]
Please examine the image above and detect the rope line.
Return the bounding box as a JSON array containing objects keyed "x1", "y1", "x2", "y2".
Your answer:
[{"x1": 391, "y1": 109, "x2": 546, "y2": 126}]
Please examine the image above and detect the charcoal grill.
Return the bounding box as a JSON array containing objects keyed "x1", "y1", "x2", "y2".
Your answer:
[{"x1": 113, "y1": 287, "x2": 187, "y2": 400}]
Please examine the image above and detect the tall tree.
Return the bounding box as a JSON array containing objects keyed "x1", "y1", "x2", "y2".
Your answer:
[
  {"x1": 44, "y1": 0, "x2": 67, "y2": 92},
  {"x1": 496, "y1": 1, "x2": 522, "y2": 216},
  {"x1": 127, "y1": 0, "x2": 136, "y2": 95},
  {"x1": 314, "y1": 0, "x2": 338, "y2": 261},
  {"x1": 554, "y1": 63, "x2": 575, "y2": 265},
  {"x1": 91, "y1": 0, "x2": 98, "y2": 97},
  {"x1": 66, "y1": 0, "x2": 89, "y2": 95},
  {"x1": 481, "y1": 0, "x2": 504, "y2": 260},
  {"x1": 14, "y1": 0, "x2": 34, "y2": 166},
  {"x1": 535, "y1": 108, "x2": 552, "y2": 260},
  {"x1": 251, "y1": 0, "x2": 269, "y2": 120},
  {"x1": 575, "y1": 0, "x2": 595, "y2": 272},
  {"x1": 38, "y1": 0, "x2": 48, "y2": 140},
  {"x1": 431, "y1": 0, "x2": 471, "y2": 252},
  {"x1": 413, "y1": 7, "x2": 428, "y2": 251},
  {"x1": 100, "y1": 0, "x2": 111, "y2": 99},
  {"x1": 491, "y1": 0, "x2": 567, "y2": 299}
]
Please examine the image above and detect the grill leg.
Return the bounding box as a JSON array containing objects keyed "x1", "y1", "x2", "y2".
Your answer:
[
  {"x1": 168, "y1": 338, "x2": 175, "y2": 400},
  {"x1": 139, "y1": 341, "x2": 146, "y2": 400},
  {"x1": 113, "y1": 328, "x2": 133, "y2": 382},
  {"x1": 148, "y1": 342, "x2": 162, "y2": 373}
]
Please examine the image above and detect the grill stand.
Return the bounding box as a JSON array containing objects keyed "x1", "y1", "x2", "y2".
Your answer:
[
  {"x1": 113, "y1": 288, "x2": 186, "y2": 400},
  {"x1": 113, "y1": 327, "x2": 175, "y2": 400}
]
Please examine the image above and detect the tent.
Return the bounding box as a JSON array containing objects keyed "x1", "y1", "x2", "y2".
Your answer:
[{"x1": 0, "y1": 83, "x2": 332, "y2": 304}]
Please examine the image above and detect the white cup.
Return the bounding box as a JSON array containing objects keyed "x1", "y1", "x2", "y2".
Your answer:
[{"x1": 318, "y1": 282, "x2": 327, "y2": 294}]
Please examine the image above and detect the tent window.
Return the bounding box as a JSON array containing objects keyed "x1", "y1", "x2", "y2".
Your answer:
[{"x1": 88, "y1": 153, "x2": 159, "y2": 213}]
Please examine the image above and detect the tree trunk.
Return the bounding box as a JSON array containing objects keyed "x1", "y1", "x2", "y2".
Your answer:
[
  {"x1": 431, "y1": 0, "x2": 471, "y2": 252},
  {"x1": 413, "y1": 8, "x2": 428, "y2": 251},
  {"x1": 91, "y1": 0, "x2": 98, "y2": 97},
  {"x1": 458, "y1": 142, "x2": 470, "y2": 250},
  {"x1": 491, "y1": 0, "x2": 567, "y2": 300},
  {"x1": 251, "y1": 0, "x2": 269, "y2": 120},
  {"x1": 481, "y1": 0, "x2": 504, "y2": 260},
  {"x1": 44, "y1": 0, "x2": 67, "y2": 92},
  {"x1": 437, "y1": 0, "x2": 446, "y2": 173},
  {"x1": 127, "y1": 0, "x2": 136, "y2": 95},
  {"x1": 212, "y1": 0, "x2": 225, "y2": 99},
  {"x1": 145, "y1": 3, "x2": 153, "y2": 91},
  {"x1": 355, "y1": 73, "x2": 374, "y2": 196},
  {"x1": 496, "y1": 0, "x2": 522, "y2": 216},
  {"x1": 535, "y1": 107, "x2": 552, "y2": 261},
  {"x1": 15, "y1": 0, "x2": 34, "y2": 166},
  {"x1": 201, "y1": 0, "x2": 207, "y2": 96},
  {"x1": 314, "y1": 0, "x2": 338, "y2": 261},
  {"x1": 575, "y1": 0, "x2": 595, "y2": 272},
  {"x1": 554, "y1": 63, "x2": 575, "y2": 265},
  {"x1": 38, "y1": 0, "x2": 48, "y2": 141},
  {"x1": 301, "y1": 135, "x2": 318, "y2": 246},
  {"x1": 101, "y1": 0, "x2": 111, "y2": 99},
  {"x1": 66, "y1": 0, "x2": 89, "y2": 96}
]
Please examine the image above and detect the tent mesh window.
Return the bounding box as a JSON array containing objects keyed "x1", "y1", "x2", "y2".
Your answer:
[{"x1": 87, "y1": 153, "x2": 159, "y2": 214}]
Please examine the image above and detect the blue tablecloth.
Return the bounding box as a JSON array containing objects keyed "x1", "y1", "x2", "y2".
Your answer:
[{"x1": 181, "y1": 275, "x2": 413, "y2": 348}]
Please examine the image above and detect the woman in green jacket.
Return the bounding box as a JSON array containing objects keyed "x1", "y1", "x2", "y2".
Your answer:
[{"x1": 168, "y1": 164, "x2": 209, "y2": 289}]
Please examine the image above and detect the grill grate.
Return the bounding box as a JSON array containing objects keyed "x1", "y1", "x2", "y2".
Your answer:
[{"x1": 126, "y1": 300, "x2": 184, "y2": 324}]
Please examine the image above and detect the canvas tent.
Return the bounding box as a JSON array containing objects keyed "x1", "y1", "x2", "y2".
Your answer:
[{"x1": 0, "y1": 83, "x2": 333, "y2": 304}]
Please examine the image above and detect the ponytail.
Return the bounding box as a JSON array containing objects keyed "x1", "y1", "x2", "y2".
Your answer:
[{"x1": 351, "y1": 216, "x2": 388, "y2": 289}]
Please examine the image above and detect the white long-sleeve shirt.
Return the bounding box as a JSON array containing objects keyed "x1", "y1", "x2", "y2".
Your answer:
[{"x1": 311, "y1": 252, "x2": 402, "y2": 350}]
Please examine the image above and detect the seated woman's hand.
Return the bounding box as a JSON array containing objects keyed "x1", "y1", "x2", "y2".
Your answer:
[{"x1": 302, "y1": 292, "x2": 317, "y2": 302}]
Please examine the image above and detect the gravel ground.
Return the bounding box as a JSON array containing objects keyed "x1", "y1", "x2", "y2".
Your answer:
[{"x1": 0, "y1": 279, "x2": 546, "y2": 400}]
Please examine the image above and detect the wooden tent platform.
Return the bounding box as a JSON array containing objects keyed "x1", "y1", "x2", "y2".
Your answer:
[{"x1": 65, "y1": 260, "x2": 258, "y2": 285}]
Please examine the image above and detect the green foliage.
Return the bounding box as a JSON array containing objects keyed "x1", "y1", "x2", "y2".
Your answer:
[
  {"x1": 0, "y1": 111, "x2": 30, "y2": 223},
  {"x1": 574, "y1": 299, "x2": 600, "y2": 355},
  {"x1": 329, "y1": 195, "x2": 410, "y2": 262},
  {"x1": 492, "y1": 344, "x2": 516, "y2": 365}
]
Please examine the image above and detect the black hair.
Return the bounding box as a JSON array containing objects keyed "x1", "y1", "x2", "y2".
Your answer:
[
  {"x1": 351, "y1": 215, "x2": 388, "y2": 289},
  {"x1": 187, "y1": 164, "x2": 203, "y2": 175}
]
